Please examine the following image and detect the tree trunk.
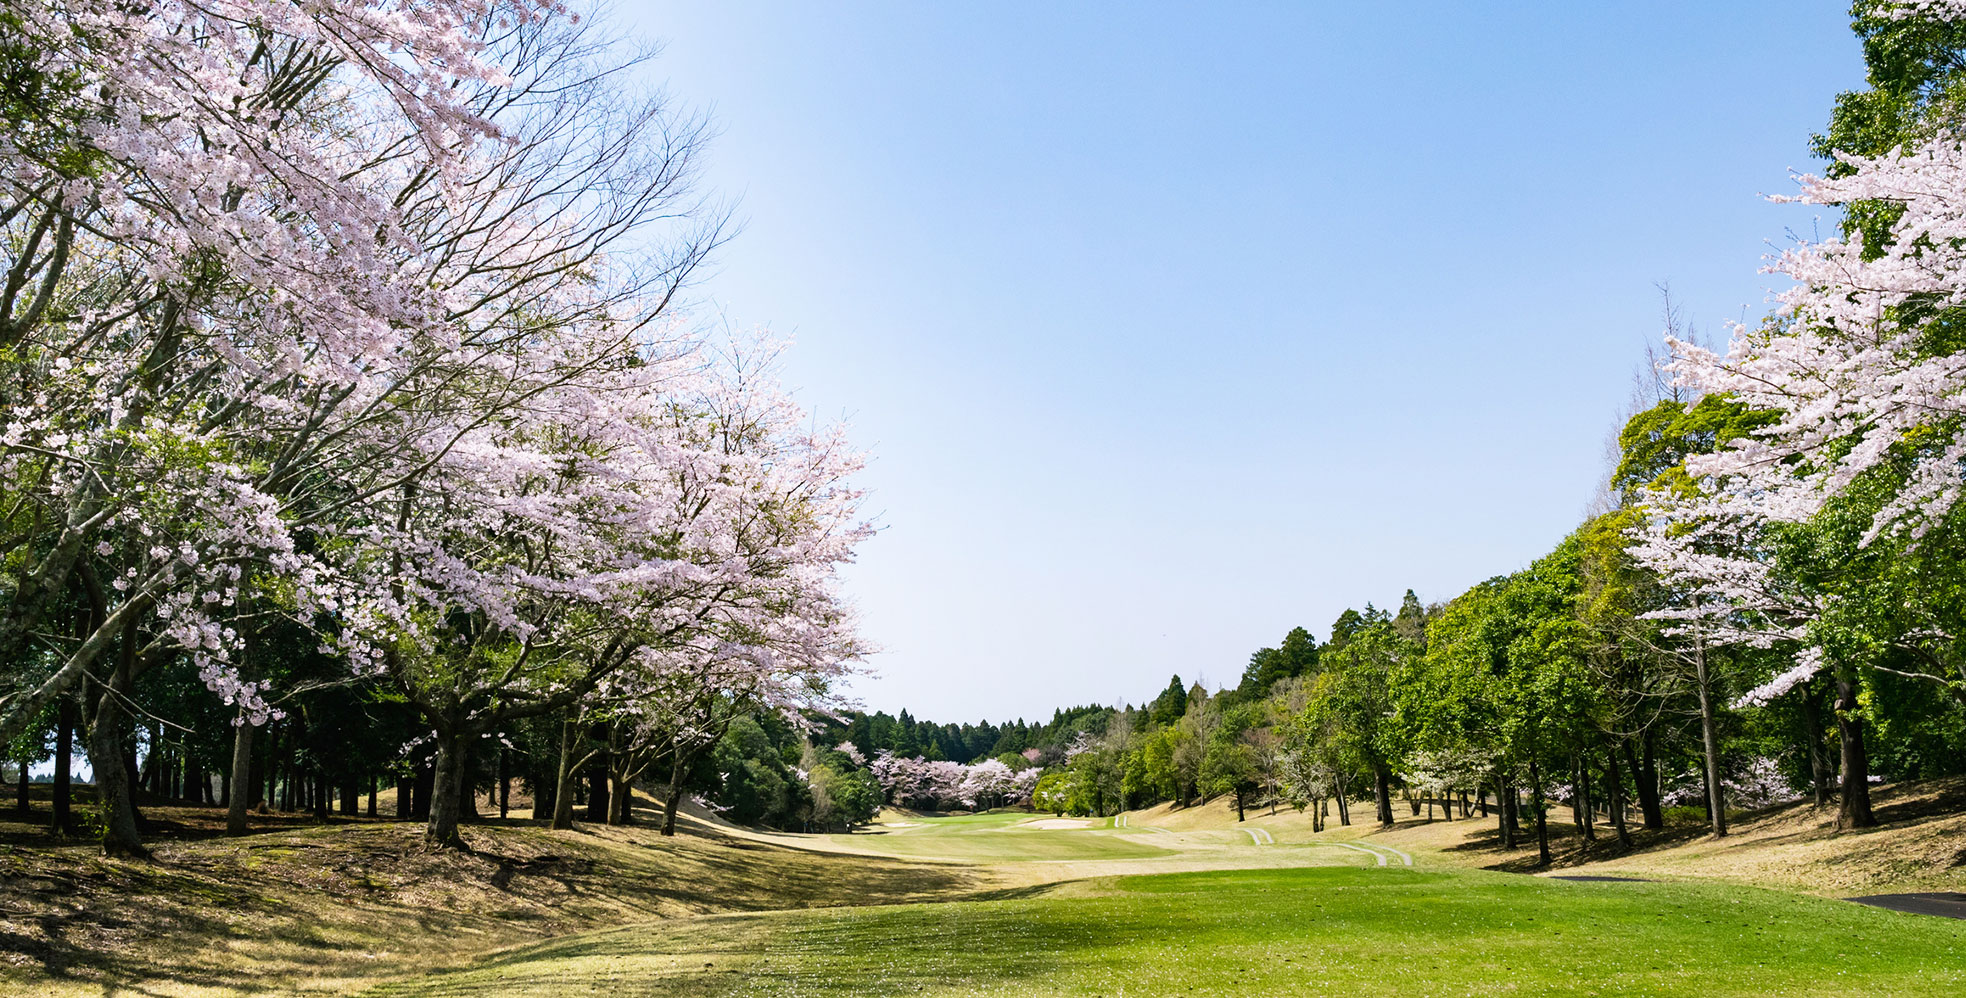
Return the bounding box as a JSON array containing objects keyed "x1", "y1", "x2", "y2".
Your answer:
[
  {"x1": 312, "y1": 767, "x2": 329, "y2": 821},
  {"x1": 1234, "y1": 787, "x2": 1245, "y2": 822},
  {"x1": 1694, "y1": 647, "x2": 1728, "y2": 837},
  {"x1": 1801, "y1": 676, "x2": 1832, "y2": 808},
  {"x1": 1578, "y1": 756, "x2": 1596, "y2": 842},
  {"x1": 457, "y1": 741, "x2": 478, "y2": 821},
  {"x1": 260, "y1": 724, "x2": 276, "y2": 813},
  {"x1": 1334, "y1": 774, "x2": 1351, "y2": 826},
  {"x1": 585, "y1": 751, "x2": 610, "y2": 823},
  {"x1": 606, "y1": 746, "x2": 633, "y2": 826},
  {"x1": 423, "y1": 732, "x2": 470, "y2": 850},
  {"x1": 339, "y1": 773, "x2": 359, "y2": 816},
  {"x1": 1606, "y1": 744, "x2": 1631, "y2": 848},
  {"x1": 367, "y1": 773, "x2": 377, "y2": 817},
  {"x1": 412, "y1": 760, "x2": 434, "y2": 820},
  {"x1": 551, "y1": 719, "x2": 580, "y2": 830},
  {"x1": 138, "y1": 721, "x2": 160, "y2": 795},
  {"x1": 50, "y1": 696, "x2": 74, "y2": 833},
  {"x1": 1372, "y1": 765, "x2": 1394, "y2": 827},
  {"x1": 533, "y1": 765, "x2": 555, "y2": 822},
  {"x1": 87, "y1": 656, "x2": 147, "y2": 858},
  {"x1": 225, "y1": 720, "x2": 256, "y2": 836},
  {"x1": 396, "y1": 776, "x2": 412, "y2": 819},
  {"x1": 1500, "y1": 775, "x2": 1518, "y2": 850},
  {"x1": 497, "y1": 747, "x2": 509, "y2": 820},
  {"x1": 1626, "y1": 737, "x2": 1663, "y2": 830},
  {"x1": 1529, "y1": 757, "x2": 1550, "y2": 867},
  {"x1": 458, "y1": 742, "x2": 477, "y2": 817},
  {"x1": 1834, "y1": 668, "x2": 1877, "y2": 829},
  {"x1": 661, "y1": 752, "x2": 687, "y2": 837},
  {"x1": 15, "y1": 752, "x2": 29, "y2": 814}
]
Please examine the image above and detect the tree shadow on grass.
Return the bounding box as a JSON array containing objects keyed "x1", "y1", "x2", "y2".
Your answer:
[{"x1": 0, "y1": 814, "x2": 982, "y2": 995}]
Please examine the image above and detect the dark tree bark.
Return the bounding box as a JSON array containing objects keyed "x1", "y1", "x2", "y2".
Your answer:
[
  {"x1": 1801, "y1": 676, "x2": 1832, "y2": 808},
  {"x1": 138, "y1": 721, "x2": 161, "y2": 796},
  {"x1": 86, "y1": 652, "x2": 147, "y2": 858},
  {"x1": 423, "y1": 732, "x2": 469, "y2": 850},
  {"x1": 1578, "y1": 756, "x2": 1596, "y2": 842},
  {"x1": 661, "y1": 753, "x2": 687, "y2": 837},
  {"x1": 367, "y1": 773, "x2": 377, "y2": 817},
  {"x1": 585, "y1": 750, "x2": 610, "y2": 823},
  {"x1": 458, "y1": 741, "x2": 478, "y2": 821},
  {"x1": 1606, "y1": 744, "x2": 1631, "y2": 848},
  {"x1": 396, "y1": 776, "x2": 412, "y2": 819},
  {"x1": 1834, "y1": 668, "x2": 1876, "y2": 829},
  {"x1": 1529, "y1": 757, "x2": 1550, "y2": 867},
  {"x1": 225, "y1": 720, "x2": 255, "y2": 836},
  {"x1": 497, "y1": 746, "x2": 509, "y2": 819},
  {"x1": 1500, "y1": 775, "x2": 1519, "y2": 850},
  {"x1": 15, "y1": 753, "x2": 29, "y2": 814},
  {"x1": 261, "y1": 724, "x2": 277, "y2": 813},
  {"x1": 339, "y1": 773, "x2": 359, "y2": 816},
  {"x1": 533, "y1": 766, "x2": 555, "y2": 823},
  {"x1": 1372, "y1": 765, "x2": 1394, "y2": 827},
  {"x1": 412, "y1": 760, "x2": 434, "y2": 820},
  {"x1": 1626, "y1": 736, "x2": 1664, "y2": 830},
  {"x1": 50, "y1": 697, "x2": 74, "y2": 833}
]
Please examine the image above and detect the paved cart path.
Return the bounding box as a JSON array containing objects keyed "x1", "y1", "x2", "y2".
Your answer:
[{"x1": 1846, "y1": 892, "x2": 1966, "y2": 919}]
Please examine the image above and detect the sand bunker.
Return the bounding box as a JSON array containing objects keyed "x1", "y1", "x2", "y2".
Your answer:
[{"x1": 1023, "y1": 818, "x2": 1094, "y2": 830}]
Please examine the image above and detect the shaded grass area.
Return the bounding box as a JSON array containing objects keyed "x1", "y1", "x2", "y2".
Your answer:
[
  {"x1": 1380, "y1": 776, "x2": 1966, "y2": 895},
  {"x1": 364, "y1": 865, "x2": 1966, "y2": 997},
  {"x1": 1127, "y1": 776, "x2": 1966, "y2": 896},
  {"x1": 0, "y1": 811, "x2": 980, "y2": 997}
]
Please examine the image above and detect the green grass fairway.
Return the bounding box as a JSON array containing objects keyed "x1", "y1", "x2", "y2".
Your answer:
[
  {"x1": 821, "y1": 811, "x2": 1180, "y2": 863},
  {"x1": 368, "y1": 865, "x2": 1965, "y2": 997}
]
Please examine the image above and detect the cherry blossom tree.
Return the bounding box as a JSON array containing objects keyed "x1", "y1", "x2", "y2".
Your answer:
[
  {"x1": 1632, "y1": 0, "x2": 1966, "y2": 830},
  {"x1": 0, "y1": 2, "x2": 870, "y2": 855}
]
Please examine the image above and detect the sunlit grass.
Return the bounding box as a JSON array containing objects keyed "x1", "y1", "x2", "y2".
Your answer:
[
  {"x1": 366, "y1": 865, "x2": 1966, "y2": 997},
  {"x1": 820, "y1": 811, "x2": 1178, "y2": 863}
]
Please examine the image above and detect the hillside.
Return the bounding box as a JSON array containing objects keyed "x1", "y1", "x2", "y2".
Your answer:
[
  {"x1": 0, "y1": 800, "x2": 978, "y2": 997},
  {"x1": 1120, "y1": 776, "x2": 1966, "y2": 897},
  {"x1": 3, "y1": 778, "x2": 1960, "y2": 996}
]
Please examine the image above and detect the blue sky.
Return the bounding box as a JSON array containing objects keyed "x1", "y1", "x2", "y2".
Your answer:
[{"x1": 628, "y1": 2, "x2": 1865, "y2": 723}]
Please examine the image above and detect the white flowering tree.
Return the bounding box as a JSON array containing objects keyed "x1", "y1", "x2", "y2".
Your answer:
[
  {"x1": 0, "y1": 2, "x2": 868, "y2": 855},
  {"x1": 1633, "y1": 0, "x2": 1966, "y2": 830}
]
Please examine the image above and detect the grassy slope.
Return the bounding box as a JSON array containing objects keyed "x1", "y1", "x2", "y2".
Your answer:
[
  {"x1": 805, "y1": 811, "x2": 1178, "y2": 863},
  {"x1": 1117, "y1": 776, "x2": 1966, "y2": 896},
  {"x1": 0, "y1": 803, "x2": 981, "y2": 997},
  {"x1": 5, "y1": 779, "x2": 1962, "y2": 995},
  {"x1": 365, "y1": 787, "x2": 1966, "y2": 997},
  {"x1": 363, "y1": 862, "x2": 1965, "y2": 997}
]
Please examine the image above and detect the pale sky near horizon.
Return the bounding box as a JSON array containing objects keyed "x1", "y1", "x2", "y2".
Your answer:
[{"x1": 626, "y1": 2, "x2": 1865, "y2": 725}]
